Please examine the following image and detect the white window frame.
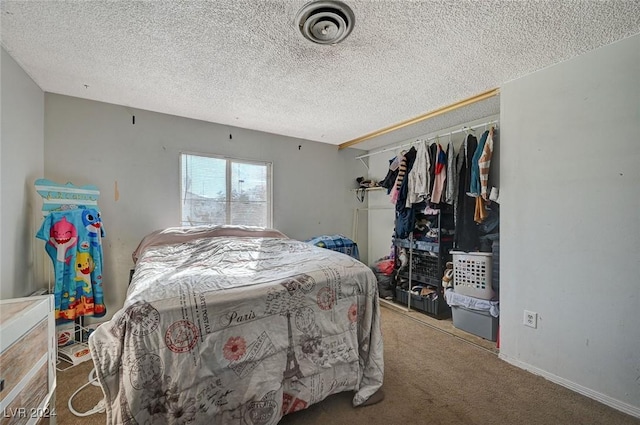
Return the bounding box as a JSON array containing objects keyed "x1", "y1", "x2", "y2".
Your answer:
[{"x1": 180, "y1": 152, "x2": 273, "y2": 228}]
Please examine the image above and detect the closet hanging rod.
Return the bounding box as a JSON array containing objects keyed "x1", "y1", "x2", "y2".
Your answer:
[
  {"x1": 354, "y1": 119, "x2": 498, "y2": 160},
  {"x1": 338, "y1": 88, "x2": 499, "y2": 150}
]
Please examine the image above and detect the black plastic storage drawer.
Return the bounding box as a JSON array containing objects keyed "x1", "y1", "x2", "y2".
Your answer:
[
  {"x1": 411, "y1": 250, "x2": 440, "y2": 280},
  {"x1": 398, "y1": 250, "x2": 442, "y2": 286},
  {"x1": 395, "y1": 287, "x2": 451, "y2": 317}
]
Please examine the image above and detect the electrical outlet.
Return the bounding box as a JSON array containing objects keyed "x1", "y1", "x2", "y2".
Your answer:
[{"x1": 524, "y1": 310, "x2": 538, "y2": 328}]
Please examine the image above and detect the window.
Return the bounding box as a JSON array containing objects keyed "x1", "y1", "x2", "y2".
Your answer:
[{"x1": 181, "y1": 153, "x2": 272, "y2": 227}]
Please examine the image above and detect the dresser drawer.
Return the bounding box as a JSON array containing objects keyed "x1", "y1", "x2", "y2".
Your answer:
[
  {"x1": 0, "y1": 296, "x2": 55, "y2": 425},
  {"x1": 1, "y1": 362, "x2": 49, "y2": 425},
  {"x1": 0, "y1": 320, "x2": 48, "y2": 404}
]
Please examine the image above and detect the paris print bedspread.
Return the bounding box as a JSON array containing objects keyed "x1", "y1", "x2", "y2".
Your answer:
[{"x1": 89, "y1": 236, "x2": 384, "y2": 425}]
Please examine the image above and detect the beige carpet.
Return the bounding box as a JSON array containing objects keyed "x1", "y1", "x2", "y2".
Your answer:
[{"x1": 57, "y1": 305, "x2": 640, "y2": 425}]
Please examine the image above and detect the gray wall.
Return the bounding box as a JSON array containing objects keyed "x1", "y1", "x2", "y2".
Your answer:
[
  {"x1": 44, "y1": 93, "x2": 367, "y2": 321},
  {"x1": 0, "y1": 48, "x2": 45, "y2": 299},
  {"x1": 500, "y1": 34, "x2": 639, "y2": 415}
]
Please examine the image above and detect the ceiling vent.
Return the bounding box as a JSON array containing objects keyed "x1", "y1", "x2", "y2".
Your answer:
[{"x1": 296, "y1": 1, "x2": 355, "y2": 45}]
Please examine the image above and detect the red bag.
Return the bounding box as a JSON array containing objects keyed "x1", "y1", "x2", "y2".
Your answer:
[{"x1": 376, "y1": 259, "x2": 395, "y2": 276}]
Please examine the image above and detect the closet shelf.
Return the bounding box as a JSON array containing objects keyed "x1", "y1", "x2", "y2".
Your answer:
[{"x1": 350, "y1": 186, "x2": 384, "y2": 192}]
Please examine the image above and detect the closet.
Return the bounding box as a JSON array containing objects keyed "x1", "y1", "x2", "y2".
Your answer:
[{"x1": 359, "y1": 116, "x2": 501, "y2": 341}]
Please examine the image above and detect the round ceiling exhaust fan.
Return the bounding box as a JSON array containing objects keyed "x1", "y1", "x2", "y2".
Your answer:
[{"x1": 295, "y1": 1, "x2": 355, "y2": 45}]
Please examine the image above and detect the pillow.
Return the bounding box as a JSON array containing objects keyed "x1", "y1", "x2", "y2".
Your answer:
[{"x1": 132, "y1": 225, "x2": 288, "y2": 263}]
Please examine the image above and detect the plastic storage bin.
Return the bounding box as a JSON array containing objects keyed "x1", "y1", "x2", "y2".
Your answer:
[
  {"x1": 399, "y1": 250, "x2": 440, "y2": 285},
  {"x1": 451, "y1": 305, "x2": 499, "y2": 341},
  {"x1": 451, "y1": 251, "x2": 495, "y2": 300},
  {"x1": 395, "y1": 287, "x2": 450, "y2": 317}
]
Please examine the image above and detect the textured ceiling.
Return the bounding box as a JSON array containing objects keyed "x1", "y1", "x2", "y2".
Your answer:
[{"x1": 1, "y1": 1, "x2": 639, "y2": 151}]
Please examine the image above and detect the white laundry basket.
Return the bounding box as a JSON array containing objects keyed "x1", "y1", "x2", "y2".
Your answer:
[{"x1": 451, "y1": 251, "x2": 495, "y2": 300}]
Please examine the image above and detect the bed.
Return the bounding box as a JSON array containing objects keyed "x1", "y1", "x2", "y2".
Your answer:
[{"x1": 88, "y1": 225, "x2": 384, "y2": 424}]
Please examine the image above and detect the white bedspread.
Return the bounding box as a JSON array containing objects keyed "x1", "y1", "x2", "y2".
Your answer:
[{"x1": 89, "y1": 236, "x2": 384, "y2": 424}]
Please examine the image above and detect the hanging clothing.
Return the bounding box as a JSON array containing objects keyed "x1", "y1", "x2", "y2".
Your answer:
[
  {"x1": 474, "y1": 196, "x2": 488, "y2": 223},
  {"x1": 37, "y1": 208, "x2": 107, "y2": 322},
  {"x1": 469, "y1": 130, "x2": 490, "y2": 196},
  {"x1": 398, "y1": 153, "x2": 417, "y2": 208},
  {"x1": 427, "y1": 142, "x2": 438, "y2": 199},
  {"x1": 395, "y1": 147, "x2": 418, "y2": 239},
  {"x1": 395, "y1": 147, "x2": 417, "y2": 207},
  {"x1": 390, "y1": 151, "x2": 408, "y2": 204},
  {"x1": 455, "y1": 134, "x2": 480, "y2": 251},
  {"x1": 444, "y1": 142, "x2": 456, "y2": 205},
  {"x1": 407, "y1": 141, "x2": 430, "y2": 206},
  {"x1": 453, "y1": 136, "x2": 468, "y2": 228},
  {"x1": 394, "y1": 150, "x2": 412, "y2": 193},
  {"x1": 380, "y1": 156, "x2": 400, "y2": 194},
  {"x1": 470, "y1": 130, "x2": 493, "y2": 222},
  {"x1": 431, "y1": 143, "x2": 447, "y2": 204},
  {"x1": 478, "y1": 128, "x2": 495, "y2": 199}
]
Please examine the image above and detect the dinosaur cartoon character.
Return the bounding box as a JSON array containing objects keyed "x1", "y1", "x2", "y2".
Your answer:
[
  {"x1": 82, "y1": 209, "x2": 103, "y2": 247},
  {"x1": 49, "y1": 217, "x2": 77, "y2": 263},
  {"x1": 75, "y1": 251, "x2": 95, "y2": 292}
]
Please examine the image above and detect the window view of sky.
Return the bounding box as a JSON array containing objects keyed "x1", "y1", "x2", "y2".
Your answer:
[
  {"x1": 181, "y1": 153, "x2": 270, "y2": 227},
  {"x1": 182, "y1": 154, "x2": 266, "y2": 198},
  {"x1": 182, "y1": 155, "x2": 225, "y2": 198}
]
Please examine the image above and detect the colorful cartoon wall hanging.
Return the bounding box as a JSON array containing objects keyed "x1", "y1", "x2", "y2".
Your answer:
[{"x1": 35, "y1": 179, "x2": 107, "y2": 322}]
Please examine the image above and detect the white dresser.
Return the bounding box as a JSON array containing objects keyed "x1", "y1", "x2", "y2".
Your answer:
[{"x1": 0, "y1": 295, "x2": 56, "y2": 425}]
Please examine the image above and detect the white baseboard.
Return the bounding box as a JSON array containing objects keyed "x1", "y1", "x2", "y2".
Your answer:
[{"x1": 499, "y1": 353, "x2": 640, "y2": 419}]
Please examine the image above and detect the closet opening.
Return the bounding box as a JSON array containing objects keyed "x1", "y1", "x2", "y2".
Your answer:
[{"x1": 358, "y1": 113, "x2": 501, "y2": 352}]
